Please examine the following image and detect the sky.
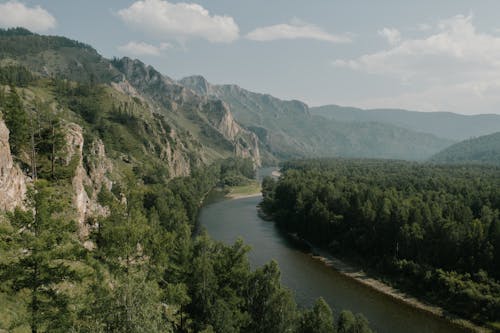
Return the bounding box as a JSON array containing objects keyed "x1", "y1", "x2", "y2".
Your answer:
[{"x1": 1, "y1": 0, "x2": 500, "y2": 115}]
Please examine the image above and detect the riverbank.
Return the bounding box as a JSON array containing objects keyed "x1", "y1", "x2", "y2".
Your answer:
[
  {"x1": 258, "y1": 209, "x2": 489, "y2": 333},
  {"x1": 307, "y1": 247, "x2": 490, "y2": 333}
]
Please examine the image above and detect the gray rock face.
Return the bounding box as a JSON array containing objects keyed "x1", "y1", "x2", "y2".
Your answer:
[
  {"x1": 65, "y1": 123, "x2": 112, "y2": 242},
  {"x1": 0, "y1": 119, "x2": 27, "y2": 211},
  {"x1": 114, "y1": 58, "x2": 262, "y2": 167}
]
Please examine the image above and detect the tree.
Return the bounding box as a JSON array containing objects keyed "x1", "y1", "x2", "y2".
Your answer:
[
  {"x1": 0, "y1": 181, "x2": 83, "y2": 332},
  {"x1": 95, "y1": 191, "x2": 149, "y2": 273},
  {"x1": 246, "y1": 260, "x2": 297, "y2": 332},
  {"x1": 2, "y1": 86, "x2": 29, "y2": 155},
  {"x1": 78, "y1": 268, "x2": 168, "y2": 333},
  {"x1": 299, "y1": 297, "x2": 336, "y2": 333},
  {"x1": 37, "y1": 107, "x2": 65, "y2": 180}
]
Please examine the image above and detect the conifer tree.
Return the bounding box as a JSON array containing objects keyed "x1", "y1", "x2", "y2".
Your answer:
[{"x1": 0, "y1": 181, "x2": 83, "y2": 332}]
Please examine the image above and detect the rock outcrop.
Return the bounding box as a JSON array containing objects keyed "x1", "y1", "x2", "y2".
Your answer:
[
  {"x1": 204, "y1": 100, "x2": 262, "y2": 166},
  {"x1": 113, "y1": 57, "x2": 262, "y2": 167},
  {"x1": 65, "y1": 123, "x2": 112, "y2": 240},
  {"x1": 0, "y1": 119, "x2": 27, "y2": 211}
]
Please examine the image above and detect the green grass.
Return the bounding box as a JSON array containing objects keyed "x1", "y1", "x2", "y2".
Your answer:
[{"x1": 225, "y1": 180, "x2": 261, "y2": 198}]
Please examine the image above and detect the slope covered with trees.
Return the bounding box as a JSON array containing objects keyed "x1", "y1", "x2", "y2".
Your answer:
[
  {"x1": 262, "y1": 159, "x2": 500, "y2": 329},
  {"x1": 431, "y1": 132, "x2": 500, "y2": 165}
]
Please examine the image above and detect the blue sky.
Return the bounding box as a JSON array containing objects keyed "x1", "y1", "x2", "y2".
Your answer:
[{"x1": 1, "y1": 0, "x2": 500, "y2": 114}]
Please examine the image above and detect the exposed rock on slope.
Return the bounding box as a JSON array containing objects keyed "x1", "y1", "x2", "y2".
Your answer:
[
  {"x1": 113, "y1": 58, "x2": 261, "y2": 166},
  {"x1": 179, "y1": 75, "x2": 454, "y2": 161},
  {"x1": 0, "y1": 30, "x2": 263, "y2": 168},
  {"x1": 65, "y1": 123, "x2": 112, "y2": 239},
  {"x1": 0, "y1": 119, "x2": 27, "y2": 211}
]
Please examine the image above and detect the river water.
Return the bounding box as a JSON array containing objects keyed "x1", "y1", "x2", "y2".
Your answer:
[{"x1": 198, "y1": 169, "x2": 467, "y2": 333}]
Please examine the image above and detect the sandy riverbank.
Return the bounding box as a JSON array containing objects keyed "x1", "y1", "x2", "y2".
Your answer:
[{"x1": 308, "y1": 246, "x2": 490, "y2": 333}]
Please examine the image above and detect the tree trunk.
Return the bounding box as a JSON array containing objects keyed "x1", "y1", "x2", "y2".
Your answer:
[{"x1": 51, "y1": 120, "x2": 55, "y2": 179}]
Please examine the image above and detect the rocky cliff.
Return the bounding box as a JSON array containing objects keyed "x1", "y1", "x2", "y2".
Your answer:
[
  {"x1": 112, "y1": 58, "x2": 262, "y2": 166},
  {"x1": 0, "y1": 119, "x2": 27, "y2": 211},
  {"x1": 65, "y1": 123, "x2": 112, "y2": 241}
]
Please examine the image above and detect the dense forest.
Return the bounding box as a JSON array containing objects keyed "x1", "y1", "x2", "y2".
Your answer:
[
  {"x1": 0, "y1": 62, "x2": 374, "y2": 332},
  {"x1": 261, "y1": 159, "x2": 500, "y2": 329}
]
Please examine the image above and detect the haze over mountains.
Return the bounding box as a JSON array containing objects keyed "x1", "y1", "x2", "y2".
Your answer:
[
  {"x1": 431, "y1": 132, "x2": 500, "y2": 165},
  {"x1": 311, "y1": 105, "x2": 500, "y2": 142},
  {"x1": 2, "y1": 28, "x2": 500, "y2": 165},
  {"x1": 179, "y1": 75, "x2": 455, "y2": 161}
]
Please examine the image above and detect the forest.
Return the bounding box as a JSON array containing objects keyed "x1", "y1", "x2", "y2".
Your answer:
[
  {"x1": 261, "y1": 159, "x2": 500, "y2": 328},
  {"x1": 0, "y1": 71, "x2": 374, "y2": 332}
]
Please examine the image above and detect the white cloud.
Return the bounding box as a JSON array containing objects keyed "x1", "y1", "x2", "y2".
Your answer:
[
  {"x1": 334, "y1": 15, "x2": 500, "y2": 80},
  {"x1": 246, "y1": 21, "x2": 351, "y2": 43},
  {"x1": 378, "y1": 27, "x2": 401, "y2": 45},
  {"x1": 333, "y1": 15, "x2": 500, "y2": 114},
  {"x1": 117, "y1": 0, "x2": 239, "y2": 43},
  {"x1": 118, "y1": 41, "x2": 170, "y2": 56},
  {"x1": 0, "y1": 1, "x2": 56, "y2": 32}
]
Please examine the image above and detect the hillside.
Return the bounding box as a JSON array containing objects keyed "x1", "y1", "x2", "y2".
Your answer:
[
  {"x1": 310, "y1": 104, "x2": 500, "y2": 141},
  {"x1": 0, "y1": 28, "x2": 261, "y2": 172},
  {"x1": 179, "y1": 76, "x2": 453, "y2": 161},
  {"x1": 431, "y1": 131, "x2": 500, "y2": 165},
  {"x1": 0, "y1": 28, "x2": 381, "y2": 333}
]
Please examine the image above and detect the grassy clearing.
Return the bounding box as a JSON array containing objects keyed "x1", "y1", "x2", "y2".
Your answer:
[{"x1": 225, "y1": 180, "x2": 261, "y2": 199}]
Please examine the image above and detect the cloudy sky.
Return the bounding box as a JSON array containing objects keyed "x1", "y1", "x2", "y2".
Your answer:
[{"x1": 1, "y1": 0, "x2": 500, "y2": 114}]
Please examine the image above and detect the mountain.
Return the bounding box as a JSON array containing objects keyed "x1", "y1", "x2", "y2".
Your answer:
[
  {"x1": 431, "y1": 131, "x2": 500, "y2": 165},
  {"x1": 310, "y1": 104, "x2": 500, "y2": 141},
  {"x1": 0, "y1": 28, "x2": 261, "y2": 173},
  {"x1": 180, "y1": 76, "x2": 454, "y2": 161}
]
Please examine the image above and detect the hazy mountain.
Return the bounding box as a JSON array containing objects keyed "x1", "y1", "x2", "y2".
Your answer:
[
  {"x1": 431, "y1": 132, "x2": 500, "y2": 165},
  {"x1": 180, "y1": 76, "x2": 454, "y2": 161},
  {"x1": 310, "y1": 104, "x2": 500, "y2": 141},
  {"x1": 0, "y1": 28, "x2": 455, "y2": 164},
  {"x1": 0, "y1": 28, "x2": 262, "y2": 171}
]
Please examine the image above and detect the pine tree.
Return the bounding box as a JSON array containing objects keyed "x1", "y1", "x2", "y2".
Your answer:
[
  {"x1": 0, "y1": 181, "x2": 83, "y2": 332},
  {"x1": 2, "y1": 86, "x2": 30, "y2": 155}
]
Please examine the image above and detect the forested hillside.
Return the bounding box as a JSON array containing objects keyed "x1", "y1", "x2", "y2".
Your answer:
[
  {"x1": 431, "y1": 132, "x2": 500, "y2": 165},
  {"x1": 0, "y1": 28, "x2": 374, "y2": 332},
  {"x1": 311, "y1": 105, "x2": 500, "y2": 141},
  {"x1": 179, "y1": 75, "x2": 453, "y2": 161},
  {"x1": 262, "y1": 159, "x2": 500, "y2": 330}
]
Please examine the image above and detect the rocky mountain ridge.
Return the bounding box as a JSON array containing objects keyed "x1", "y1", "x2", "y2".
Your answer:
[{"x1": 179, "y1": 75, "x2": 453, "y2": 161}]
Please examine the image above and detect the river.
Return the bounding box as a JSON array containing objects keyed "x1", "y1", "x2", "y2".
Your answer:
[{"x1": 198, "y1": 169, "x2": 468, "y2": 333}]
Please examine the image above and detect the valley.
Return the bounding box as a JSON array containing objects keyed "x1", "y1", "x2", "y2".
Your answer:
[{"x1": 0, "y1": 25, "x2": 499, "y2": 333}]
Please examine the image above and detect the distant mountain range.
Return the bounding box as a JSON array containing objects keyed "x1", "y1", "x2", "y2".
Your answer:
[
  {"x1": 179, "y1": 76, "x2": 454, "y2": 162},
  {"x1": 4, "y1": 28, "x2": 500, "y2": 165},
  {"x1": 431, "y1": 131, "x2": 500, "y2": 165},
  {"x1": 310, "y1": 105, "x2": 500, "y2": 141}
]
